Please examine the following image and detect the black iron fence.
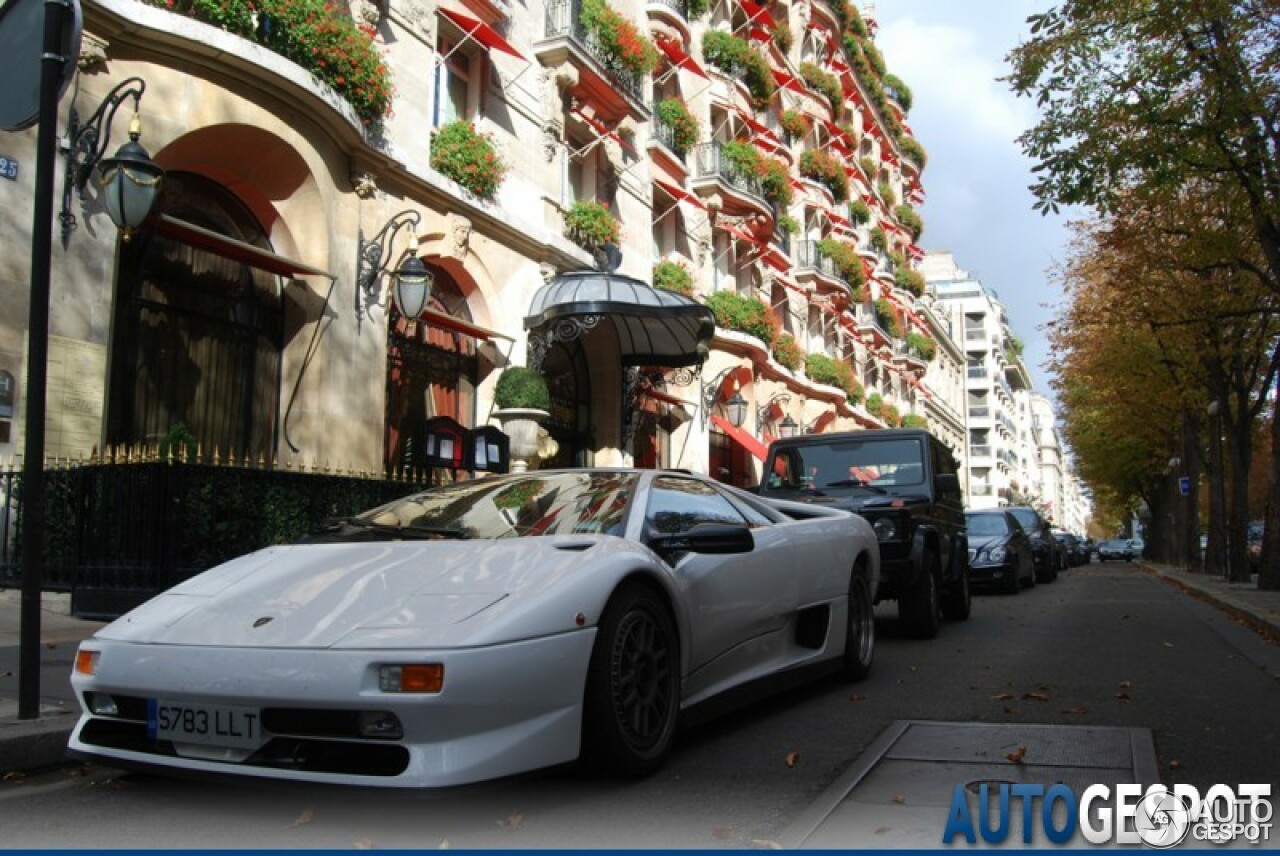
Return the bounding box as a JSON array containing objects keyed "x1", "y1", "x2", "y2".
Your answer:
[
  {"x1": 544, "y1": 0, "x2": 646, "y2": 104},
  {"x1": 0, "y1": 459, "x2": 427, "y2": 619}
]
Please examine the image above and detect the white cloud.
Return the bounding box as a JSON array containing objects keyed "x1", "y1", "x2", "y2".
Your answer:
[{"x1": 878, "y1": 18, "x2": 1035, "y2": 151}]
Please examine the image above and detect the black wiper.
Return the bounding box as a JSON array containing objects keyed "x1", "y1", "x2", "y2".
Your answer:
[{"x1": 824, "y1": 479, "x2": 887, "y2": 494}]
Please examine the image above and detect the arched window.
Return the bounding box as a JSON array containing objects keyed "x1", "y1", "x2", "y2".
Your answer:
[{"x1": 107, "y1": 172, "x2": 283, "y2": 459}]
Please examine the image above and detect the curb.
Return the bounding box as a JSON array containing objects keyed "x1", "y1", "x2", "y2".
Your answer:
[
  {"x1": 1154, "y1": 572, "x2": 1280, "y2": 643},
  {"x1": 0, "y1": 710, "x2": 77, "y2": 777}
]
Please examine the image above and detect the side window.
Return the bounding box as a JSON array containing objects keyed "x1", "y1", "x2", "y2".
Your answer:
[
  {"x1": 434, "y1": 34, "x2": 483, "y2": 127},
  {"x1": 646, "y1": 475, "x2": 749, "y2": 536}
]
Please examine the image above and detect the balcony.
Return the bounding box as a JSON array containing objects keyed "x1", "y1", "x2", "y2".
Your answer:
[
  {"x1": 538, "y1": 0, "x2": 650, "y2": 121},
  {"x1": 650, "y1": 118, "x2": 689, "y2": 171},
  {"x1": 646, "y1": 0, "x2": 693, "y2": 41},
  {"x1": 689, "y1": 142, "x2": 771, "y2": 218}
]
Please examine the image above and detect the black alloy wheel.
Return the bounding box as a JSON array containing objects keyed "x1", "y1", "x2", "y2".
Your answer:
[
  {"x1": 842, "y1": 575, "x2": 875, "y2": 680},
  {"x1": 900, "y1": 550, "x2": 942, "y2": 639},
  {"x1": 582, "y1": 583, "x2": 680, "y2": 777}
]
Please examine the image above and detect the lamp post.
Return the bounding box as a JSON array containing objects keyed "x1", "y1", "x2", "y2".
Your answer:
[
  {"x1": 19, "y1": 50, "x2": 163, "y2": 715},
  {"x1": 356, "y1": 209, "x2": 433, "y2": 321}
]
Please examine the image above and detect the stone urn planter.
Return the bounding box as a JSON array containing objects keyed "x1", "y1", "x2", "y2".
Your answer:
[{"x1": 492, "y1": 407, "x2": 549, "y2": 472}]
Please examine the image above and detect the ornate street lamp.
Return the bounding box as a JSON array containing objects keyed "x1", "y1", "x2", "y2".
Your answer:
[
  {"x1": 356, "y1": 209, "x2": 433, "y2": 319},
  {"x1": 60, "y1": 76, "x2": 165, "y2": 243}
]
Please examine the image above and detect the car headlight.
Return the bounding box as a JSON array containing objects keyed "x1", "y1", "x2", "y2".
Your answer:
[
  {"x1": 872, "y1": 516, "x2": 898, "y2": 540},
  {"x1": 987, "y1": 544, "x2": 1008, "y2": 562}
]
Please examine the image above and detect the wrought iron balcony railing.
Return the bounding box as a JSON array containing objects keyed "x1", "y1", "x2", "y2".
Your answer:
[
  {"x1": 653, "y1": 118, "x2": 687, "y2": 159},
  {"x1": 793, "y1": 240, "x2": 840, "y2": 281},
  {"x1": 692, "y1": 142, "x2": 765, "y2": 201},
  {"x1": 544, "y1": 0, "x2": 646, "y2": 105}
]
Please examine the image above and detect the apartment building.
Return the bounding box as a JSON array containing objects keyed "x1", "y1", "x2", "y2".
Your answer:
[{"x1": 2, "y1": 0, "x2": 944, "y2": 485}]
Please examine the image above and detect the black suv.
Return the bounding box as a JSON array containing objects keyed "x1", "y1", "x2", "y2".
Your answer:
[{"x1": 758, "y1": 428, "x2": 970, "y2": 638}]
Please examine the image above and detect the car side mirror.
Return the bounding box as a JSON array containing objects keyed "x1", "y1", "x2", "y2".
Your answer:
[{"x1": 649, "y1": 523, "x2": 755, "y2": 555}]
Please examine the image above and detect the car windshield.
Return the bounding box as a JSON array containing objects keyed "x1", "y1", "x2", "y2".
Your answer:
[
  {"x1": 1008, "y1": 509, "x2": 1040, "y2": 531},
  {"x1": 346, "y1": 471, "x2": 638, "y2": 540},
  {"x1": 763, "y1": 438, "x2": 926, "y2": 493},
  {"x1": 966, "y1": 514, "x2": 1009, "y2": 536}
]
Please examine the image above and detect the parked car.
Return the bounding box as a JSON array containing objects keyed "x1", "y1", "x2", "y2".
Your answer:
[
  {"x1": 757, "y1": 428, "x2": 971, "y2": 639},
  {"x1": 1053, "y1": 530, "x2": 1088, "y2": 567},
  {"x1": 1004, "y1": 507, "x2": 1060, "y2": 583},
  {"x1": 1248, "y1": 521, "x2": 1264, "y2": 570},
  {"x1": 68, "y1": 469, "x2": 881, "y2": 788},
  {"x1": 966, "y1": 510, "x2": 1035, "y2": 594},
  {"x1": 1097, "y1": 539, "x2": 1134, "y2": 562}
]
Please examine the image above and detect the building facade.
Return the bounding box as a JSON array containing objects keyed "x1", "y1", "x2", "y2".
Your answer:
[{"x1": 2, "y1": 0, "x2": 954, "y2": 485}]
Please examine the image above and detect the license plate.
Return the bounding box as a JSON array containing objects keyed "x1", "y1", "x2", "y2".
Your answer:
[{"x1": 148, "y1": 700, "x2": 262, "y2": 749}]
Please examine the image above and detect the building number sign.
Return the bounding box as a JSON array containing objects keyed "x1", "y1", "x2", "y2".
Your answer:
[{"x1": 0, "y1": 156, "x2": 17, "y2": 181}]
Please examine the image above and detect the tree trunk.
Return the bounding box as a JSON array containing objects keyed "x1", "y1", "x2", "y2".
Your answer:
[
  {"x1": 1206, "y1": 401, "x2": 1228, "y2": 576},
  {"x1": 1226, "y1": 412, "x2": 1253, "y2": 583},
  {"x1": 1180, "y1": 411, "x2": 1200, "y2": 569},
  {"x1": 1261, "y1": 392, "x2": 1280, "y2": 591}
]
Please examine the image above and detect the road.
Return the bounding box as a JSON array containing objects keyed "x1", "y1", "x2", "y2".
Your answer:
[{"x1": 1, "y1": 562, "x2": 1277, "y2": 848}]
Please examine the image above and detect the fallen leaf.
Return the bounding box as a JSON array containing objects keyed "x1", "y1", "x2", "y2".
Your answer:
[
  {"x1": 352, "y1": 840, "x2": 373, "y2": 850},
  {"x1": 1115, "y1": 692, "x2": 1131, "y2": 701},
  {"x1": 785, "y1": 751, "x2": 800, "y2": 768},
  {"x1": 1002, "y1": 706, "x2": 1014, "y2": 714},
  {"x1": 1006, "y1": 746, "x2": 1027, "y2": 764},
  {"x1": 1061, "y1": 705, "x2": 1088, "y2": 715},
  {"x1": 712, "y1": 826, "x2": 734, "y2": 840},
  {"x1": 1021, "y1": 692, "x2": 1050, "y2": 702},
  {"x1": 1119, "y1": 680, "x2": 1132, "y2": 689},
  {"x1": 1163, "y1": 641, "x2": 1175, "y2": 648},
  {"x1": 909, "y1": 666, "x2": 918, "y2": 673},
  {"x1": 874, "y1": 827, "x2": 891, "y2": 835},
  {"x1": 892, "y1": 794, "x2": 907, "y2": 804},
  {"x1": 45, "y1": 642, "x2": 57, "y2": 649},
  {"x1": 2, "y1": 771, "x2": 25, "y2": 782},
  {"x1": 498, "y1": 813, "x2": 523, "y2": 830},
  {"x1": 991, "y1": 693, "x2": 1015, "y2": 701},
  {"x1": 849, "y1": 694, "x2": 865, "y2": 702},
  {"x1": 290, "y1": 807, "x2": 314, "y2": 829},
  {"x1": 1169, "y1": 760, "x2": 1182, "y2": 770},
  {"x1": 750, "y1": 839, "x2": 782, "y2": 850},
  {"x1": 438, "y1": 840, "x2": 450, "y2": 849}
]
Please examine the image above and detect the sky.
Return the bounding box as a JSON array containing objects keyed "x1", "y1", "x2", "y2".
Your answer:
[{"x1": 873, "y1": 1, "x2": 1072, "y2": 395}]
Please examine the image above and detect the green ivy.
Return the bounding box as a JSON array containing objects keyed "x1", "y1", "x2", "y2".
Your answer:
[
  {"x1": 702, "y1": 31, "x2": 775, "y2": 106},
  {"x1": 655, "y1": 99, "x2": 700, "y2": 152},
  {"x1": 564, "y1": 200, "x2": 621, "y2": 249},
  {"x1": 653, "y1": 259, "x2": 694, "y2": 295},
  {"x1": 906, "y1": 331, "x2": 937, "y2": 361},
  {"x1": 705, "y1": 290, "x2": 777, "y2": 345},
  {"x1": 805, "y1": 353, "x2": 861, "y2": 403},
  {"x1": 799, "y1": 148, "x2": 850, "y2": 202},
  {"x1": 772, "y1": 333, "x2": 804, "y2": 371},
  {"x1": 799, "y1": 62, "x2": 843, "y2": 111}
]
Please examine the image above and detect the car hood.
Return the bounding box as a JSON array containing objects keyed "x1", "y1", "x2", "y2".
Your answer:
[
  {"x1": 968, "y1": 534, "x2": 1010, "y2": 550},
  {"x1": 94, "y1": 538, "x2": 624, "y2": 649}
]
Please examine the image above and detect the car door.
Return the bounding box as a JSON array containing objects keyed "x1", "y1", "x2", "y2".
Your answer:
[{"x1": 641, "y1": 474, "x2": 796, "y2": 699}]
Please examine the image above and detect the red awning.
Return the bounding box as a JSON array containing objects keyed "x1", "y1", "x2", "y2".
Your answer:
[
  {"x1": 654, "y1": 177, "x2": 708, "y2": 210},
  {"x1": 719, "y1": 223, "x2": 762, "y2": 246},
  {"x1": 150, "y1": 214, "x2": 335, "y2": 279},
  {"x1": 772, "y1": 69, "x2": 807, "y2": 96},
  {"x1": 420, "y1": 307, "x2": 514, "y2": 341},
  {"x1": 762, "y1": 244, "x2": 792, "y2": 273},
  {"x1": 736, "y1": 109, "x2": 783, "y2": 148},
  {"x1": 710, "y1": 413, "x2": 769, "y2": 462},
  {"x1": 748, "y1": 25, "x2": 772, "y2": 44},
  {"x1": 809, "y1": 410, "x2": 837, "y2": 434},
  {"x1": 572, "y1": 107, "x2": 636, "y2": 156},
  {"x1": 438, "y1": 8, "x2": 526, "y2": 60},
  {"x1": 825, "y1": 208, "x2": 851, "y2": 230},
  {"x1": 737, "y1": 0, "x2": 776, "y2": 27},
  {"x1": 656, "y1": 36, "x2": 708, "y2": 79}
]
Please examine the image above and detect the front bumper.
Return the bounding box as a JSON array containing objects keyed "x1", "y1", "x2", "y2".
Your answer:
[{"x1": 69, "y1": 629, "x2": 596, "y2": 788}]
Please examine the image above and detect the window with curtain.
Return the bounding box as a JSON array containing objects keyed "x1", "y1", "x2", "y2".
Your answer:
[{"x1": 107, "y1": 171, "x2": 282, "y2": 461}]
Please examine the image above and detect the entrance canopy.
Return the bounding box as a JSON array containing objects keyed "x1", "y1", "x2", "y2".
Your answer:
[{"x1": 525, "y1": 270, "x2": 715, "y2": 368}]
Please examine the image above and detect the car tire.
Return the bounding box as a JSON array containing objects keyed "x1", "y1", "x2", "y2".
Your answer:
[
  {"x1": 841, "y1": 575, "x2": 875, "y2": 681},
  {"x1": 942, "y1": 562, "x2": 971, "y2": 621},
  {"x1": 1004, "y1": 559, "x2": 1022, "y2": 595},
  {"x1": 900, "y1": 551, "x2": 941, "y2": 639},
  {"x1": 582, "y1": 582, "x2": 680, "y2": 777}
]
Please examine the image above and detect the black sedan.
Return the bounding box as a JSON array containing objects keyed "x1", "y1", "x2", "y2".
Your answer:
[
  {"x1": 965, "y1": 510, "x2": 1036, "y2": 594},
  {"x1": 1096, "y1": 539, "x2": 1134, "y2": 562}
]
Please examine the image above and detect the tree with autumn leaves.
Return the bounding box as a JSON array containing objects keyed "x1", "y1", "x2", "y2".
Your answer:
[{"x1": 1009, "y1": 0, "x2": 1280, "y2": 588}]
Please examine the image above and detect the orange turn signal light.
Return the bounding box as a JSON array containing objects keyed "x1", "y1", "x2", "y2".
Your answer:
[
  {"x1": 75, "y1": 649, "x2": 99, "y2": 675},
  {"x1": 378, "y1": 663, "x2": 444, "y2": 693}
]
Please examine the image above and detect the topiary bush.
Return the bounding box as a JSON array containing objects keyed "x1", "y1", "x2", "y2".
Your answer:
[{"x1": 494, "y1": 366, "x2": 551, "y2": 410}]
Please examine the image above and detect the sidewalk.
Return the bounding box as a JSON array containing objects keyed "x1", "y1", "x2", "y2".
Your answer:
[
  {"x1": 0, "y1": 589, "x2": 105, "y2": 775},
  {"x1": 1, "y1": 563, "x2": 1278, "y2": 780}
]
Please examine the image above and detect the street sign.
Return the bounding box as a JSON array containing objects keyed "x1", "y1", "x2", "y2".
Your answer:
[
  {"x1": 0, "y1": 0, "x2": 82, "y2": 131},
  {"x1": 1179, "y1": 476, "x2": 1190, "y2": 496}
]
